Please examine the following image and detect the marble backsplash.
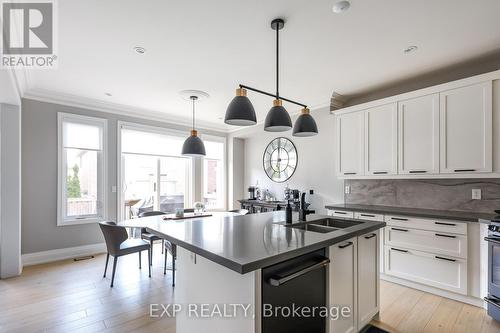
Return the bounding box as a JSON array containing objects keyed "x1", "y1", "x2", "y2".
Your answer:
[{"x1": 344, "y1": 179, "x2": 500, "y2": 214}]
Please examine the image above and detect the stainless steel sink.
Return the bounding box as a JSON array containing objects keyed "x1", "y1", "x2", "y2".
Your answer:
[{"x1": 284, "y1": 218, "x2": 364, "y2": 234}]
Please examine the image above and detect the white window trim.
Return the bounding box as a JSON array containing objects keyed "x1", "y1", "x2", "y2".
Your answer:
[
  {"x1": 116, "y1": 121, "x2": 195, "y2": 221},
  {"x1": 57, "y1": 113, "x2": 108, "y2": 226},
  {"x1": 200, "y1": 134, "x2": 227, "y2": 211}
]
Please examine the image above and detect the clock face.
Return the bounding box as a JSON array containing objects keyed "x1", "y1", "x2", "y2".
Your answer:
[{"x1": 263, "y1": 137, "x2": 297, "y2": 183}]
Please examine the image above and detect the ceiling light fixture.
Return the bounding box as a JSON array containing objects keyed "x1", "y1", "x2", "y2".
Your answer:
[
  {"x1": 182, "y1": 95, "x2": 206, "y2": 157},
  {"x1": 403, "y1": 45, "x2": 418, "y2": 54},
  {"x1": 104, "y1": 92, "x2": 112, "y2": 97},
  {"x1": 332, "y1": 0, "x2": 351, "y2": 13},
  {"x1": 224, "y1": 18, "x2": 318, "y2": 137},
  {"x1": 133, "y1": 46, "x2": 146, "y2": 54}
]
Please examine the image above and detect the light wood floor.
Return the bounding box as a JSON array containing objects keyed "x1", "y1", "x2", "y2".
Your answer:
[{"x1": 1, "y1": 244, "x2": 499, "y2": 333}]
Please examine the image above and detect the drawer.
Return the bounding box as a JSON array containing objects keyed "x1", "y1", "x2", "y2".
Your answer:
[
  {"x1": 328, "y1": 209, "x2": 354, "y2": 219},
  {"x1": 354, "y1": 212, "x2": 384, "y2": 221},
  {"x1": 385, "y1": 227, "x2": 467, "y2": 258},
  {"x1": 384, "y1": 246, "x2": 467, "y2": 295},
  {"x1": 384, "y1": 215, "x2": 467, "y2": 235}
]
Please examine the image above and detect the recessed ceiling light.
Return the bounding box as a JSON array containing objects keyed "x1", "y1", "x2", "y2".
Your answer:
[
  {"x1": 105, "y1": 92, "x2": 112, "y2": 97},
  {"x1": 133, "y1": 46, "x2": 146, "y2": 54},
  {"x1": 332, "y1": 0, "x2": 350, "y2": 13},
  {"x1": 403, "y1": 45, "x2": 418, "y2": 54}
]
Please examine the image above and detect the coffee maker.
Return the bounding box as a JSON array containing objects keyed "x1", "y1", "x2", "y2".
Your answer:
[{"x1": 248, "y1": 186, "x2": 256, "y2": 200}]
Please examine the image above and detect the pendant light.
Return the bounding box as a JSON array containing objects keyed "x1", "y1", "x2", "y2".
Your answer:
[
  {"x1": 223, "y1": 18, "x2": 318, "y2": 137},
  {"x1": 182, "y1": 96, "x2": 206, "y2": 157}
]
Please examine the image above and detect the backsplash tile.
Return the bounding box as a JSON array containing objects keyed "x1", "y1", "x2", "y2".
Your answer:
[{"x1": 345, "y1": 179, "x2": 500, "y2": 213}]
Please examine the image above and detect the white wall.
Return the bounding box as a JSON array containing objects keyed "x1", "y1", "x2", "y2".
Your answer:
[{"x1": 235, "y1": 106, "x2": 344, "y2": 214}]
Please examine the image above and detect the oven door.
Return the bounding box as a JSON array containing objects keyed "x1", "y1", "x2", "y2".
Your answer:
[{"x1": 485, "y1": 236, "x2": 500, "y2": 297}]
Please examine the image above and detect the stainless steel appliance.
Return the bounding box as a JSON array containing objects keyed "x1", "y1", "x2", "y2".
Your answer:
[
  {"x1": 485, "y1": 216, "x2": 500, "y2": 321},
  {"x1": 248, "y1": 186, "x2": 256, "y2": 200}
]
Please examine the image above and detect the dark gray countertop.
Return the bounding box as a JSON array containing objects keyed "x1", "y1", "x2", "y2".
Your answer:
[
  {"x1": 325, "y1": 203, "x2": 497, "y2": 223},
  {"x1": 118, "y1": 211, "x2": 385, "y2": 274}
]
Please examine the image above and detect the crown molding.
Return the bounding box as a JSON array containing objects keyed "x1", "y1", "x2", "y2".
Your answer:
[{"x1": 23, "y1": 88, "x2": 230, "y2": 133}]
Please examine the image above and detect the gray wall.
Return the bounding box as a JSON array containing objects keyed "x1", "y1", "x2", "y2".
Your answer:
[
  {"x1": 239, "y1": 107, "x2": 344, "y2": 214},
  {"x1": 345, "y1": 179, "x2": 500, "y2": 214},
  {"x1": 21, "y1": 98, "x2": 226, "y2": 254}
]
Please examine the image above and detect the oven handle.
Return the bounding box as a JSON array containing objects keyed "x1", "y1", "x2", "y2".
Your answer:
[
  {"x1": 484, "y1": 237, "x2": 500, "y2": 245},
  {"x1": 269, "y1": 257, "x2": 330, "y2": 287},
  {"x1": 484, "y1": 296, "x2": 500, "y2": 309}
]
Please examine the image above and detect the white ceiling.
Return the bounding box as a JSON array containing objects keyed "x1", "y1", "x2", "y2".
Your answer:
[{"x1": 23, "y1": 0, "x2": 500, "y2": 132}]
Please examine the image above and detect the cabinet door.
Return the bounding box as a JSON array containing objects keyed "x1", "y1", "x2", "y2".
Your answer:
[
  {"x1": 357, "y1": 231, "x2": 379, "y2": 330},
  {"x1": 329, "y1": 238, "x2": 357, "y2": 333},
  {"x1": 365, "y1": 104, "x2": 398, "y2": 175},
  {"x1": 336, "y1": 112, "x2": 364, "y2": 177},
  {"x1": 440, "y1": 82, "x2": 492, "y2": 173},
  {"x1": 398, "y1": 94, "x2": 440, "y2": 174}
]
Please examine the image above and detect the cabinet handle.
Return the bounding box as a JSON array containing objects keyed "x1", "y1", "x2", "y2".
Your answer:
[
  {"x1": 338, "y1": 241, "x2": 353, "y2": 249},
  {"x1": 344, "y1": 172, "x2": 356, "y2": 175},
  {"x1": 435, "y1": 256, "x2": 456, "y2": 262},
  {"x1": 435, "y1": 233, "x2": 456, "y2": 239},
  {"x1": 364, "y1": 233, "x2": 376, "y2": 239},
  {"x1": 391, "y1": 248, "x2": 408, "y2": 253},
  {"x1": 435, "y1": 222, "x2": 456, "y2": 227},
  {"x1": 409, "y1": 170, "x2": 427, "y2": 174},
  {"x1": 373, "y1": 171, "x2": 388, "y2": 175},
  {"x1": 391, "y1": 227, "x2": 409, "y2": 232},
  {"x1": 334, "y1": 211, "x2": 347, "y2": 215},
  {"x1": 454, "y1": 169, "x2": 475, "y2": 172},
  {"x1": 360, "y1": 214, "x2": 375, "y2": 218},
  {"x1": 269, "y1": 257, "x2": 330, "y2": 286},
  {"x1": 391, "y1": 217, "x2": 408, "y2": 221}
]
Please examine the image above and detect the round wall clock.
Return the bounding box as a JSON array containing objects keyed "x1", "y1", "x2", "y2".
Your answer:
[{"x1": 263, "y1": 137, "x2": 297, "y2": 183}]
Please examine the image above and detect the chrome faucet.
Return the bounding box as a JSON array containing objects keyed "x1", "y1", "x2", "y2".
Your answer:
[{"x1": 299, "y1": 192, "x2": 313, "y2": 221}]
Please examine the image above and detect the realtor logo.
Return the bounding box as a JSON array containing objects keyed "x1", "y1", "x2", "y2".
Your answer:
[{"x1": 1, "y1": 0, "x2": 57, "y2": 68}]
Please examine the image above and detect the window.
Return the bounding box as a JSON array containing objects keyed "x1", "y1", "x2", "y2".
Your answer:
[
  {"x1": 202, "y1": 137, "x2": 225, "y2": 210},
  {"x1": 118, "y1": 124, "x2": 193, "y2": 220},
  {"x1": 58, "y1": 113, "x2": 107, "y2": 225}
]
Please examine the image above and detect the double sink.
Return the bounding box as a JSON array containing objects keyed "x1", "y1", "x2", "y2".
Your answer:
[{"x1": 284, "y1": 218, "x2": 363, "y2": 233}]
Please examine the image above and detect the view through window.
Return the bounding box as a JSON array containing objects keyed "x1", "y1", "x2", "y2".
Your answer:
[{"x1": 203, "y1": 139, "x2": 225, "y2": 210}]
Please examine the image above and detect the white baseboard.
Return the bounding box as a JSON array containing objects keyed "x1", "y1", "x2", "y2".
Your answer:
[
  {"x1": 381, "y1": 274, "x2": 486, "y2": 309},
  {"x1": 22, "y1": 243, "x2": 107, "y2": 267}
]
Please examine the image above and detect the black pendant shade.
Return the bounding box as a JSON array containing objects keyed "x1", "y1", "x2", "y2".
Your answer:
[
  {"x1": 264, "y1": 99, "x2": 292, "y2": 132},
  {"x1": 182, "y1": 130, "x2": 206, "y2": 157},
  {"x1": 224, "y1": 88, "x2": 257, "y2": 126},
  {"x1": 292, "y1": 108, "x2": 318, "y2": 137}
]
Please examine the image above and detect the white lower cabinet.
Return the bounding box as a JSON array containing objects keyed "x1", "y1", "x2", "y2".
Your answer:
[
  {"x1": 385, "y1": 246, "x2": 467, "y2": 295},
  {"x1": 357, "y1": 231, "x2": 379, "y2": 329},
  {"x1": 329, "y1": 238, "x2": 357, "y2": 333}
]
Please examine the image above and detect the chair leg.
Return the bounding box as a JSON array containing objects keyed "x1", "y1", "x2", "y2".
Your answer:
[
  {"x1": 103, "y1": 253, "x2": 110, "y2": 278},
  {"x1": 148, "y1": 248, "x2": 152, "y2": 278},
  {"x1": 162, "y1": 239, "x2": 164, "y2": 254},
  {"x1": 172, "y1": 256, "x2": 175, "y2": 287},
  {"x1": 150, "y1": 240, "x2": 154, "y2": 265},
  {"x1": 164, "y1": 251, "x2": 167, "y2": 275},
  {"x1": 139, "y1": 251, "x2": 142, "y2": 269},
  {"x1": 110, "y1": 256, "x2": 118, "y2": 288}
]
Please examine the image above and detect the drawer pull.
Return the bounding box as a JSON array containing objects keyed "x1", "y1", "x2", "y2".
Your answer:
[
  {"x1": 484, "y1": 296, "x2": 500, "y2": 309},
  {"x1": 364, "y1": 233, "x2": 377, "y2": 239},
  {"x1": 373, "y1": 171, "x2": 388, "y2": 175},
  {"x1": 391, "y1": 248, "x2": 408, "y2": 253},
  {"x1": 391, "y1": 227, "x2": 409, "y2": 232},
  {"x1": 435, "y1": 222, "x2": 456, "y2": 227},
  {"x1": 338, "y1": 241, "x2": 353, "y2": 249},
  {"x1": 454, "y1": 169, "x2": 475, "y2": 172},
  {"x1": 360, "y1": 214, "x2": 375, "y2": 218},
  {"x1": 334, "y1": 211, "x2": 347, "y2": 215},
  {"x1": 435, "y1": 233, "x2": 456, "y2": 239},
  {"x1": 409, "y1": 170, "x2": 427, "y2": 174},
  {"x1": 391, "y1": 217, "x2": 408, "y2": 221},
  {"x1": 344, "y1": 172, "x2": 356, "y2": 175},
  {"x1": 435, "y1": 256, "x2": 456, "y2": 262}
]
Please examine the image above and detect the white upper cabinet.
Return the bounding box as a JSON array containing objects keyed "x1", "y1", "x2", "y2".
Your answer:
[
  {"x1": 440, "y1": 82, "x2": 492, "y2": 173},
  {"x1": 398, "y1": 94, "x2": 440, "y2": 175},
  {"x1": 364, "y1": 103, "x2": 398, "y2": 175},
  {"x1": 336, "y1": 111, "x2": 364, "y2": 176}
]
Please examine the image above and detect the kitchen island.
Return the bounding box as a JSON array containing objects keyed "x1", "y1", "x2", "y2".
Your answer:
[{"x1": 119, "y1": 211, "x2": 385, "y2": 333}]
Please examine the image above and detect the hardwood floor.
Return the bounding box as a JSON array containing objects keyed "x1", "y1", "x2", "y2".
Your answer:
[{"x1": 0, "y1": 244, "x2": 499, "y2": 333}]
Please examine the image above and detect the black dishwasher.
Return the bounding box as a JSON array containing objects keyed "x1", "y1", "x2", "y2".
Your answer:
[{"x1": 262, "y1": 249, "x2": 329, "y2": 333}]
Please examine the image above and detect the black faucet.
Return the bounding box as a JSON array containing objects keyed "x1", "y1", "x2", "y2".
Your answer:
[{"x1": 299, "y1": 192, "x2": 313, "y2": 221}]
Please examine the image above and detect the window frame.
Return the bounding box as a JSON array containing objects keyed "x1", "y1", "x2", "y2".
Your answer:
[
  {"x1": 200, "y1": 134, "x2": 227, "y2": 211},
  {"x1": 57, "y1": 113, "x2": 107, "y2": 226}
]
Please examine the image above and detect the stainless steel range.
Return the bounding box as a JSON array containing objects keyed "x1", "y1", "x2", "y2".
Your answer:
[{"x1": 485, "y1": 217, "x2": 500, "y2": 321}]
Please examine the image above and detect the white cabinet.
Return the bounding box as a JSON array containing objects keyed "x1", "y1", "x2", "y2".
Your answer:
[
  {"x1": 364, "y1": 104, "x2": 398, "y2": 175},
  {"x1": 328, "y1": 209, "x2": 355, "y2": 219},
  {"x1": 440, "y1": 82, "x2": 492, "y2": 173},
  {"x1": 357, "y1": 231, "x2": 379, "y2": 329},
  {"x1": 336, "y1": 111, "x2": 364, "y2": 177},
  {"x1": 329, "y1": 238, "x2": 357, "y2": 333},
  {"x1": 398, "y1": 94, "x2": 440, "y2": 175}
]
